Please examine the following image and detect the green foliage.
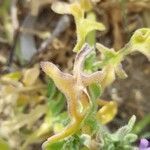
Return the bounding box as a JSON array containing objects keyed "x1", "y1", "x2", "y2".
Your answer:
[
  {"x1": 20, "y1": 80, "x2": 68, "y2": 149},
  {"x1": 41, "y1": 3, "x2": 150, "y2": 148},
  {"x1": 1, "y1": 1, "x2": 150, "y2": 150},
  {"x1": 46, "y1": 141, "x2": 65, "y2": 150},
  {"x1": 133, "y1": 114, "x2": 150, "y2": 136},
  {"x1": 89, "y1": 83, "x2": 102, "y2": 101},
  {"x1": 98, "y1": 116, "x2": 138, "y2": 150},
  {"x1": 46, "y1": 135, "x2": 84, "y2": 150},
  {"x1": 51, "y1": 0, "x2": 105, "y2": 52},
  {"x1": 86, "y1": 12, "x2": 97, "y2": 46}
]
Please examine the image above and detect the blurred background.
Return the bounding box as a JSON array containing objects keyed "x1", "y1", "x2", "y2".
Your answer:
[{"x1": 0, "y1": 0, "x2": 150, "y2": 149}]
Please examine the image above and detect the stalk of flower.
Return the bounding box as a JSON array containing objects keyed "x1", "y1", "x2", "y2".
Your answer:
[
  {"x1": 51, "y1": 0, "x2": 105, "y2": 52},
  {"x1": 41, "y1": 43, "x2": 105, "y2": 149},
  {"x1": 96, "y1": 43, "x2": 127, "y2": 89},
  {"x1": 96, "y1": 28, "x2": 150, "y2": 89}
]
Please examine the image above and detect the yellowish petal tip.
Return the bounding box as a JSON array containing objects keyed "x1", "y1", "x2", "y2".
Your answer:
[{"x1": 40, "y1": 61, "x2": 50, "y2": 72}]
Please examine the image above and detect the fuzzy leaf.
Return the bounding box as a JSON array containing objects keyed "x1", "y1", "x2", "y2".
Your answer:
[
  {"x1": 46, "y1": 141, "x2": 65, "y2": 150},
  {"x1": 115, "y1": 115, "x2": 136, "y2": 139},
  {"x1": 89, "y1": 83, "x2": 102, "y2": 100},
  {"x1": 80, "y1": 134, "x2": 91, "y2": 148},
  {"x1": 98, "y1": 116, "x2": 138, "y2": 150},
  {"x1": 123, "y1": 134, "x2": 137, "y2": 143}
]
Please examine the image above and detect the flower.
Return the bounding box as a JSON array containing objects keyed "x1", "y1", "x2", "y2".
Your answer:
[
  {"x1": 139, "y1": 139, "x2": 150, "y2": 150},
  {"x1": 130, "y1": 28, "x2": 150, "y2": 61},
  {"x1": 51, "y1": 0, "x2": 105, "y2": 52}
]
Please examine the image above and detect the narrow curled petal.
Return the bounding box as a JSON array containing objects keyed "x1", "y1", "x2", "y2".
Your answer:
[
  {"x1": 40, "y1": 61, "x2": 73, "y2": 93},
  {"x1": 82, "y1": 71, "x2": 104, "y2": 86},
  {"x1": 100, "y1": 66, "x2": 116, "y2": 89},
  {"x1": 40, "y1": 61, "x2": 62, "y2": 80},
  {"x1": 130, "y1": 28, "x2": 150, "y2": 61},
  {"x1": 96, "y1": 101, "x2": 117, "y2": 124}
]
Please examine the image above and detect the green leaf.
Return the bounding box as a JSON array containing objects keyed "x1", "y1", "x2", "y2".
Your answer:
[
  {"x1": 63, "y1": 136, "x2": 80, "y2": 150},
  {"x1": 84, "y1": 51, "x2": 97, "y2": 71},
  {"x1": 133, "y1": 114, "x2": 150, "y2": 135},
  {"x1": 114, "y1": 115, "x2": 136, "y2": 139},
  {"x1": 46, "y1": 141, "x2": 65, "y2": 150},
  {"x1": 86, "y1": 12, "x2": 97, "y2": 47},
  {"x1": 89, "y1": 83, "x2": 102, "y2": 100},
  {"x1": 46, "y1": 135, "x2": 81, "y2": 150},
  {"x1": 98, "y1": 116, "x2": 138, "y2": 149},
  {"x1": 47, "y1": 79, "x2": 57, "y2": 99},
  {"x1": 48, "y1": 93, "x2": 65, "y2": 115},
  {"x1": 123, "y1": 134, "x2": 137, "y2": 143},
  {"x1": 128, "y1": 115, "x2": 136, "y2": 129}
]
